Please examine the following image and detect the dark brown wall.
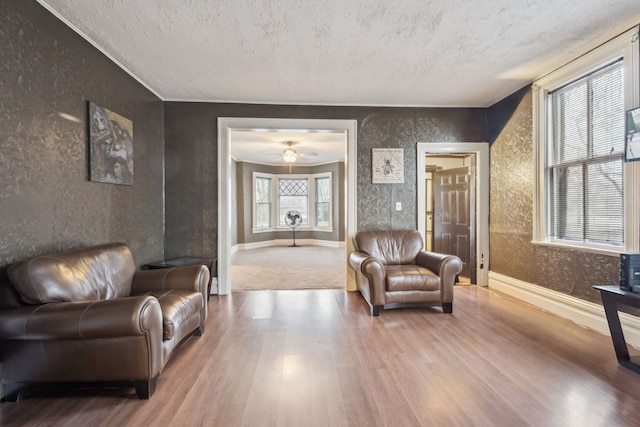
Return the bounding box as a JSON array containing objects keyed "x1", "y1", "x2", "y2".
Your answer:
[
  {"x1": 163, "y1": 103, "x2": 488, "y2": 261},
  {"x1": 488, "y1": 88, "x2": 619, "y2": 304},
  {"x1": 0, "y1": 1, "x2": 164, "y2": 266}
]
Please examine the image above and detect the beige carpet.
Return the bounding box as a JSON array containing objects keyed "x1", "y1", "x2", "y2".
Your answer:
[{"x1": 231, "y1": 246, "x2": 347, "y2": 290}]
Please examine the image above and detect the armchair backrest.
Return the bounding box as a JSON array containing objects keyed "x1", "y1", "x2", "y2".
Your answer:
[
  {"x1": 7, "y1": 242, "x2": 135, "y2": 304},
  {"x1": 353, "y1": 230, "x2": 424, "y2": 265}
]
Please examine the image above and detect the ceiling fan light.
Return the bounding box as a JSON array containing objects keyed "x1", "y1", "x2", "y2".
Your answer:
[
  {"x1": 283, "y1": 141, "x2": 298, "y2": 162},
  {"x1": 283, "y1": 149, "x2": 297, "y2": 162}
]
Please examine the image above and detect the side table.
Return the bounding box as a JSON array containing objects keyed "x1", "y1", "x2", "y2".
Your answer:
[
  {"x1": 144, "y1": 257, "x2": 217, "y2": 301},
  {"x1": 593, "y1": 285, "x2": 640, "y2": 374}
]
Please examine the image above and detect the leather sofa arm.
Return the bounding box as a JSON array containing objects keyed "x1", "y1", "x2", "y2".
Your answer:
[
  {"x1": 349, "y1": 252, "x2": 385, "y2": 281},
  {"x1": 348, "y1": 251, "x2": 386, "y2": 306},
  {"x1": 415, "y1": 251, "x2": 461, "y2": 277},
  {"x1": 348, "y1": 251, "x2": 369, "y2": 271},
  {"x1": 0, "y1": 295, "x2": 162, "y2": 340},
  {"x1": 415, "y1": 251, "x2": 462, "y2": 300},
  {"x1": 132, "y1": 264, "x2": 209, "y2": 296}
]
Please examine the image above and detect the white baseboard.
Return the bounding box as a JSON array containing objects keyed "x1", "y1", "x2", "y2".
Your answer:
[
  {"x1": 233, "y1": 239, "x2": 344, "y2": 252},
  {"x1": 488, "y1": 271, "x2": 640, "y2": 348}
]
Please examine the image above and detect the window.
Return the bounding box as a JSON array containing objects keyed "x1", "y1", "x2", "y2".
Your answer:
[
  {"x1": 549, "y1": 61, "x2": 624, "y2": 245},
  {"x1": 278, "y1": 178, "x2": 309, "y2": 226},
  {"x1": 315, "y1": 176, "x2": 331, "y2": 227},
  {"x1": 252, "y1": 172, "x2": 332, "y2": 231},
  {"x1": 254, "y1": 176, "x2": 271, "y2": 229},
  {"x1": 533, "y1": 27, "x2": 640, "y2": 254}
]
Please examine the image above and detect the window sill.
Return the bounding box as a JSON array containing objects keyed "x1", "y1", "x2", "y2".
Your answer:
[
  {"x1": 531, "y1": 240, "x2": 622, "y2": 257},
  {"x1": 252, "y1": 227, "x2": 334, "y2": 233}
]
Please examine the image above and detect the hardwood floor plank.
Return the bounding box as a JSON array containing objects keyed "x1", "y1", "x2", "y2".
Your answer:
[{"x1": 3, "y1": 287, "x2": 640, "y2": 426}]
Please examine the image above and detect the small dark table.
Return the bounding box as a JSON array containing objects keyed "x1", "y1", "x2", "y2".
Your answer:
[
  {"x1": 144, "y1": 257, "x2": 216, "y2": 301},
  {"x1": 593, "y1": 285, "x2": 640, "y2": 374}
]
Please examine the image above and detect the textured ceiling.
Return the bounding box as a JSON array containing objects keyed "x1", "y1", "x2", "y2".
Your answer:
[{"x1": 38, "y1": 0, "x2": 640, "y2": 108}]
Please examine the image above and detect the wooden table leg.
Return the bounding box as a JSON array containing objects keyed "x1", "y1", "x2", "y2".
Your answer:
[{"x1": 600, "y1": 292, "x2": 631, "y2": 364}]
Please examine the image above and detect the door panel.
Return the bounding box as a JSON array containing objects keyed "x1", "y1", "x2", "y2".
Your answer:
[{"x1": 434, "y1": 166, "x2": 475, "y2": 281}]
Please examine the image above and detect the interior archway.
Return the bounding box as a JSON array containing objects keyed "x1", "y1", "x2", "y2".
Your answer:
[{"x1": 218, "y1": 118, "x2": 358, "y2": 295}]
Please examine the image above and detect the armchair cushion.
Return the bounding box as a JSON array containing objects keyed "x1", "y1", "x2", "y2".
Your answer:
[{"x1": 385, "y1": 265, "x2": 440, "y2": 292}]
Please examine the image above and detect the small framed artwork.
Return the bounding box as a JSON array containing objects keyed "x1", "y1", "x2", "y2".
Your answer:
[
  {"x1": 372, "y1": 148, "x2": 404, "y2": 184},
  {"x1": 88, "y1": 101, "x2": 134, "y2": 185},
  {"x1": 626, "y1": 107, "x2": 640, "y2": 162}
]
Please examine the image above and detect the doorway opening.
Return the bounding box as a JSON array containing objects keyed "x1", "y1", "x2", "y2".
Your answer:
[
  {"x1": 417, "y1": 143, "x2": 489, "y2": 286},
  {"x1": 218, "y1": 118, "x2": 358, "y2": 295},
  {"x1": 425, "y1": 155, "x2": 476, "y2": 284}
]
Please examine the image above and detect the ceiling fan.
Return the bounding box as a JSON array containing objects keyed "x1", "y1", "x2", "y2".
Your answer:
[
  {"x1": 252, "y1": 140, "x2": 322, "y2": 172},
  {"x1": 282, "y1": 141, "x2": 301, "y2": 163},
  {"x1": 263, "y1": 140, "x2": 319, "y2": 163}
]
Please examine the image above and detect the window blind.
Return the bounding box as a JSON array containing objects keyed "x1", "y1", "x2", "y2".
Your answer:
[{"x1": 548, "y1": 60, "x2": 625, "y2": 245}]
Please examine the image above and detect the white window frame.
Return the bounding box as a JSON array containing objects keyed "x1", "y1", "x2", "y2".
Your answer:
[
  {"x1": 252, "y1": 173, "x2": 273, "y2": 231},
  {"x1": 251, "y1": 171, "x2": 333, "y2": 233},
  {"x1": 533, "y1": 27, "x2": 640, "y2": 255},
  {"x1": 314, "y1": 174, "x2": 333, "y2": 230}
]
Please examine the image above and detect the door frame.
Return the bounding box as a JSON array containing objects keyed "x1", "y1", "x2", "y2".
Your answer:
[
  {"x1": 217, "y1": 117, "x2": 358, "y2": 295},
  {"x1": 417, "y1": 142, "x2": 489, "y2": 286}
]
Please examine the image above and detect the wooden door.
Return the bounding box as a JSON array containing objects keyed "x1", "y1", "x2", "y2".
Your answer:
[{"x1": 434, "y1": 166, "x2": 475, "y2": 282}]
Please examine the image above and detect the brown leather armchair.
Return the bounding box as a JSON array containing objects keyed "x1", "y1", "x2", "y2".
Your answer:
[
  {"x1": 349, "y1": 230, "x2": 462, "y2": 316},
  {"x1": 0, "y1": 242, "x2": 209, "y2": 401}
]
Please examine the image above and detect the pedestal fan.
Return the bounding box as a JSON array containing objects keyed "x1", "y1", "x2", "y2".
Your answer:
[{"x1": 284, "y1": 210, "x2": 302, "y2": 247}]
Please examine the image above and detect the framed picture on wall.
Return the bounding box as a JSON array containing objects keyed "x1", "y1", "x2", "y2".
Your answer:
[
  {"x1": 625, "y1": 107, "x2": 640, "y2": 162},
  {"x1": 372, "y1": 148, "x2": 404, "y2": 183},
  {"x1": 88, "y1": 101, "x2": 134, "y2": 185}
]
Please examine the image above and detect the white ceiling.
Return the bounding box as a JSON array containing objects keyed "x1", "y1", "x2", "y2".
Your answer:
[
  {"x1": 229, "y1": 129, "x2": 346, "y2": 165},
  {"x1": 37, "y1": 0, "x2": 640, "y2": 163}
]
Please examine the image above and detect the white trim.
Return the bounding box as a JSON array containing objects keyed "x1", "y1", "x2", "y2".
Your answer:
[
  {"x1": 218, "y1": 118, "x2": 357, "y2": 295},
  {"x1": 251, "y1": 226, "x2": 335, "y2": 233},
  {"x1": 531, "y1": 240, "x2": 623, "y2": 258},
  {"x1": 417, "y1": 142, "x2": 490, "y2": 286},
  {"x1": 488, "y1": 271, "x2": 640, "y2": 348}
]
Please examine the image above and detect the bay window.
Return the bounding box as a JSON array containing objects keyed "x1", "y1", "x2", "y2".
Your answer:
[{"x1": 253, "y1": 172, "x2": 332, "y2": 231}]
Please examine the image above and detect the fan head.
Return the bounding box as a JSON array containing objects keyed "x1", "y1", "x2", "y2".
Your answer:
[{"x1": 284, "y1": 210, "x2": 303, "y2": 228}]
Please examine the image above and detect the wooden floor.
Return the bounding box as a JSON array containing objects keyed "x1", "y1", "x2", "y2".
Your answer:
[{"x1": 3, "y1": 286, "x2": 640, "y2": 426}]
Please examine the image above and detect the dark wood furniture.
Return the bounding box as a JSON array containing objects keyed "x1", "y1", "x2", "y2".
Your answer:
[
  {"x1": 145, "y1": 257, "x2": 216, "y2": 301},
  {"x1": 593, "y1": 284, "x2": 640, "y2": 374}
]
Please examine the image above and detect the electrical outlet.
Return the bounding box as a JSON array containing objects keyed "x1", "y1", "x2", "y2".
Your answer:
[{"x1": 396, "y1": 202, "x2": 402, "y2": 211}]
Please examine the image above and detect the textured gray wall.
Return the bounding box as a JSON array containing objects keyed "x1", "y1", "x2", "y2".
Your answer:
[
  {"x1": 163, "y1": 103, "x2": 218, "y2": 260},
  {"x1": 235, "y1": 161, "x2": 344, "y2": 245},
  {"x1": 0, "y1": 1, "x2": 164, "y2": 267},
  {"x1": 489, "y1": 88, "x2": 619, "y2": 304},
  {"x1": 163, "y1": 103, "x2": 488, "y2": 262}
]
